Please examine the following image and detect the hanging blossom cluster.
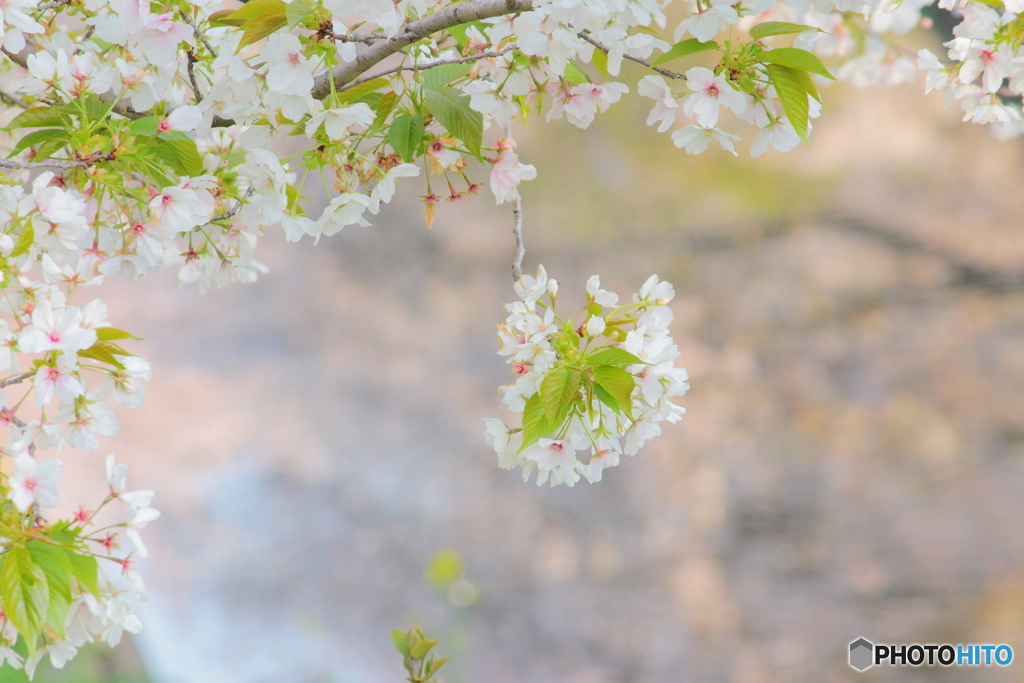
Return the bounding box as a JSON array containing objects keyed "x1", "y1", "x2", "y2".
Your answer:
[
  {"x1": 0, "y1": 0, "x2": 1014, "y2": 669},
  {"x1": 485, "y1": 268, "x2": 689, "y2": 486}
]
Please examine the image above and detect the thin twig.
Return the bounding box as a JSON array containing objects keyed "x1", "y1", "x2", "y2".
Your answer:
[
  {"x1": 511, "y1": 192, "x2": 525, "y2": 282},
  {"x1": 323, "y1": 29, "x2": 386, "y2": 44},
  {"x1": 0, "y1": 89, "x2": 28, "y2": 109},
  {"x1": 179, "y1": 10, "x2": 219, "y2": 58},
  {"x1": 36, "y1": 0, "x2": 72, "y2": 9},
  {"x1": 186, "y1": 50, "x2": 204, "y2": 103},
  {"x1": 576, "y1": 31, "x2": 686, "y2": 80},
  {"x1": 211, "y1": 187, "x2": 255, "y2": 221},
  {"x1": 338, "y1": 46, "x2": 516, "y2": 94},
  {"x1": 505, "y1": 124, "x2": 526, "y2": 282},
  {"x1": 0, "y1": 372, "x2": 33, "y2": 388}
]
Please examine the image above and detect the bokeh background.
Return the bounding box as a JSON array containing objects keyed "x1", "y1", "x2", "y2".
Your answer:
[{"x1": 8, "y1": 25, "x2": 1024, "y2": 683}]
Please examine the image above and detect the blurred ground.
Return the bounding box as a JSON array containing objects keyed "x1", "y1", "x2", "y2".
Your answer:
[{"x1": 17, "y1": 53, "x2": 1024, "y2": 683}]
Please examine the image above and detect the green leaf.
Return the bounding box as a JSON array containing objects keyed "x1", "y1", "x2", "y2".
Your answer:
[
  {"x1": 285, "y1": 0, "x2": 315, "y2": 27},
  {"x1": 8, "y1": 129, "x2": 66, "y2": 159},
  {"x1": 2, "y1": 547, "x2": 49, "y2": 654},
  {"x1": 447, "y1": 20, "x2": 487, "y2": 49},
  {"x1": 594, "y1": 383, "x2": 624, "y2": 415},
  {"x1": 593, "y1": 365, "x2": 636, "y2": 420},
  {"x1": 370, "y1": 91, "x2": 398, "y2": 134},
  {"x1": 590, "y1": 48, "x2": 608, "y2": 78},
  {"x1": 78, "y1": 342, "x2": 127, "y2": 369},
  {"x1": 10, "y1": 225, "x2": 34, "y2": 258},
  {"x1": 335, "y1": 78, "x2": 389, "y2": 105},
  {"x1": 153, "y1": 132, "x2": 203, "y2": 177},
  {"x1": 387, "y1": 114, "x2": 425, "y2": 162},
  {"x1": 96, "y1": 327, "x2": 143, "y2": 341},
  {"x1": 4, "y1": 107, "x2": 67, "y2": 131},
  {"x1": 426, "y1": 655, "x2": 451, "y2": 677},
  {"x1": 240, "y1": 13, "x2": 288, "y2": 48},
  {"x1": 652, "y1": 38, "x2": 718, "y2": 66},
  {"x1": 749, "y1": 22, "x2": 820, "y2": 40},
  {"x1": 422, "y1": 86, "x2": 483, "y2": 156},
  {"x1": 759, "y1": 47, "x2": 834, "y2": 79},
  {"x1": 66, "y1": 552, "x2": 101, "y2": 596},
  {"x1": 409, "y1": 638, "x2": 438, "y2": 660},
  {"x1": 790, "y1": 67, "x2": 821, "y2": 103},
  {"x1": 391, "y1": 630, "x2": 410, "y2": 657},
  {"x1": 208, "y1": 8, "x2": 246, "y2": 27},
  {"x1": 562, "y1": 61, "x2": 590, "y2": 85},
  {"x1": 27, "y1": 541, "x2": 73, "y2": 638},
  {"x1": 130, "y1": 116, "x2": 160, "y2": 137},
  {"x1": 766, "y1": 63, "x2": 810, "y2": 143},
  {"x1": 421, "y1": 62, "x2": 472, "y2": 91},
  {"x1": 587, "y1": 348, "x2": 645, "y2": 367},
  {"x1": 32, "y1": 136, "x2": 67, "y2": 162},
  {"x1": 225, "y1": 0, "x2": 287, "y2": 24},
  {"x1": 519, "y1": 393, "x2": 550, "y2": 452},
  {"x1": 540, "y1": 367, "x2": 581, "y2": 422}
]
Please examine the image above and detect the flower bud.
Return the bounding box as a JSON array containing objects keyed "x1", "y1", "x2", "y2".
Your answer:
[{"x1": 586, "y1": 316, "x2": 606, "y2": 336}]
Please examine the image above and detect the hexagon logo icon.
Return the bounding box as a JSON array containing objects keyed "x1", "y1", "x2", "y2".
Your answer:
[{"x1": 849, "y1": 638, "x2": 874, "y2": 671}]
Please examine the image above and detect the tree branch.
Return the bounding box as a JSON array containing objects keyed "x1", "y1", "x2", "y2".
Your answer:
[
  {"x1": 180, "y1": 10, "x2": 219, "y2": 58},
  {"x1": 211, "y1": 187, "x2": 255, "y2": 221},
  {"x1": 2, "y1": 47, "x2": 28, "y2": 68},
  {"x1": 0, "y1": 372, "x2": 33, "y2": 388},
  {"x1": 511, "y1": 192, "x2": 525, "y2": 282},
  {"x1": 576, "y1": 31, "x2": 686, "y2": 80},
  {"x1": 0, "y1": 89, "x2": 28, "y2": 109},
  {"x1": 0, "y1": 151, "x2": 116, "y2": 171},
  {"x1": 339, "y1": 46, "x2": 517, "y2": 93},
  {"x1": 312, "y1": 0, "x2": 534, "y2": 99}
]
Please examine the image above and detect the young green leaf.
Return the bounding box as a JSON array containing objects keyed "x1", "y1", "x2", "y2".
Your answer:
[
  {"x1": 66, "y1": 551, "x2": 101, "y2": 596},
  {"x1": 749, "y1": 22, "x2": 820, "y2": 40},
  {"x1": 27, "y1": 541, "x2": 73, "y2": 638},
  {"x1": 11, "y1": 224, "x2": 34, "y2": 258},
  {"x1": 519, "y1": 393, "x2": 551, "y2": 452},
  {"x1": 335, "y1": 78, "x2": 390, "y2": 104},
  {"x1": 652, "y1": 38, "x2": 718, "y2": 66},
  {"x1": 391, "y1": 629, "x2": 410, "y2": 657},
  {"x1": 594, "y1": 383, "x2": 624, "y2": 415},
  {"x1": 759, "y1": 47, "x2": 834, "y2": 79},
  {"x1": 587, "y1": 347, "x2": 645, "y2": 367},
  {"x1": 790, "y1": 67, "x2": 821, "y2": 103},
  {"x1": 1, "y1": 547, "x2": 49, "y2": 654},
  {"x1": 387, "y1": 114, "x2": 425, "y2": 162},
  {"x1": 421, "y1": 62, "x2": 472, "y2": 91},
  {"x1": 225, "y1": 0, "x2": 287, "y2": 25},
  {"x1": 3, "y1": 107, "x2": 68, "y2": 131},
  {"x1": 562, "y1": 61, "x2": 590, "y2": 85},
  {"x1": 96, "y1": 327, "x2": 143, "y2": 341},
  {"x1": 8, "y1": 129, "x2": 66, "y2": 158},
  {"x1": 766, "y1": 63, "x2": 810, "y2": 143},
  {"x1": 285, "y1": 0, "x2": 315, "y2": 26},
  {"x1": 153, "y1": 132, "x2": 203, "y2": 177},
  {"x1": 130, "y1": 116, "x2": 160, "y2": 137},
  {"x1": 590, "y1": 48, "x2": 609, "y2": 78},
  {"x1": 240, "y1": 13, "x2": 288, "y2": 48},
  {"x1": 593, "y1": 365, "x2": 636, "y2": 419},
  {"x1": 208, "y1": 8, "x2": 246, "y2": 27},
  {"x1": 540, "y1": 366, "x2": 582, "y2": 421},
  {"x1": 370, "y1": 91, "x2": 398, "y2": 134},
  {"x1": 422, "y1": 86, "x2": 483, "y2": 156},
  {"x1": 409, "y1": 638, "x2": 438, "y2": 659}
]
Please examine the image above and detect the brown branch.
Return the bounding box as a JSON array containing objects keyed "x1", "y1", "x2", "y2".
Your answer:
[
  {"x1": 2, "y1": 48, "x2": 28, "y2": 68},
  {"x1": 180, "y1": 10, "x2": 219, "y2": 58},
  {"x1": 338, "y1": 46, "x2": 516, "y2": 94},
  {"x1": 576, "y1": 31, "x2": 686, "y2": 80},
  {"x1": 0, "y1": 150, "x2": 116, "y2": 171},
  {"x1": 312, "y1": 0, "x2": 534, "y2": 99},
  {"x1": 511, "y1": 192, "x2": 525, "y2": 282},
  {"x1": 0, "y1": 372, "x2": 33, "y2": 388},
  {"x1": 0, "y1": 89, "x2": 28, "y2": 109},
  {"x1": 186, "y1": 50, "x2": 204, "y2": 103},
  {"x1": 211, "y1": 187, "x2": 255, "y2": 221}
]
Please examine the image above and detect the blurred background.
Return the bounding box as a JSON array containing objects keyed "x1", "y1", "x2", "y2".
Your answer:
[{"x1": 8, "y1": 25, "x2": 1024, "y2": 683}]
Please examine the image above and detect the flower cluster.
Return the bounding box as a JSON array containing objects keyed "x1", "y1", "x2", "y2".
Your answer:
[{"x1": 486, "y1": 268, "x2": 690, "y2": 486}]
